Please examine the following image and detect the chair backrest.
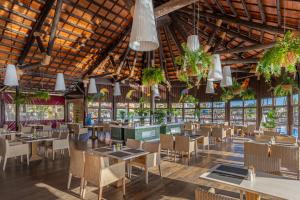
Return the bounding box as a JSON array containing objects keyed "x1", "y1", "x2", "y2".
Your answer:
[
  {"x1": 21, "y1": 126, "x2": 32, "y2": 134},
  {"x1": 199, "y1": 126, "x2": 211, "y2": 137},
  {"x1": 211, "y1": 127, "x2": 225, "y2": 138},
  {"x1": 69, "y1": 147, "x2": 85, "y2": 178},
  {"x1": 264, "y1": 131, "x2": 280, "y2": 136},
  {"x1": 275, "y1": 135, "x2": 297, "y2": 144},
  {"x1": 43, "y1": 125, "x2": 52, "y2": 131},
  {"x1": 83, "y1": 153, "x2": 109, "y2": 186},
  {"x1": 126, "y1": 139, "x2": 142, "y2": 149},
  {"x1": 245, "y1": 125, "x2": 256, "y2": 134},
  {"x1": 195, "y1": 188, "x2": 238, "y2": 200},
  {"x1": 160, "y1": 134, "x2": 174, "y2": 151},
  {"x1": 174, "y1": 135, "x2": 190, "y2": 152},
  {"x1": 3, "y1": 124, "x2": 8, "y2": 131},
  {"x1": 0, "y1": 138, "x2": 8, "y2": 157},
  {"x1": 103, "y1": 123, "x2": 111, "y2": 132},
  {"x1": 255, "y1": 135, "x2": 272, "y2": 143},
  {"x1": 270, "y1": 144, "x2": 299, "y2": 171},
  {"x1": 184, "y1": 122, "x2": 193, "y2": 130},
  {"x1": 143, "y1": 142, "x2": 161, "y2": 165},
  {"x1": 244, "y1": 142, "x2": 269, "y2": 156}
]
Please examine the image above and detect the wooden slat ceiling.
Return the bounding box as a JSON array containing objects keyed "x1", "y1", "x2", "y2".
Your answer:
[{"x1": 0, "y1": 0, "x2": 300, "y2": 91}]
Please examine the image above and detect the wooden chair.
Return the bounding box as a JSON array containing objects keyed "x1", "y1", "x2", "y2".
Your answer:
[
  {"x1": 275, "y1": 135, "x2": 297, "y2": 144},
  {"x1": 21, "y1": 126, "x2": 32, "y2": 134},
  {"x1": 0, "y1": 138, "x2": 30, "y2": 171},
  {"x1": 263, "y1": 131, "x2": 280, "y2": 136},
  {"x1": 73, "y1": 125, "x2": 88, "y2": 140},
  {"x1": 160, "y1": 134, "x2": 174, "y2": 157},
  {"x1": 128, "y1": 142, "x2": 162, "y2": 184},
  {"x1": 244, "y1": 142, "x2": 280, "y2": 174},
  {"x1": 195, "y1": 188, "x2": 238, "y2": 200},
  {"x1": 67, "y1": 147, "x2": 85, "y2": 196},
  {"x1": 197, "y1": 136, "x2": 210, "y2": 150},
  {"x1": 126, "y1": 138, "x2": 142, "y2": 149},
  {"x1": 199, "y1": 126, "x2": 211, "y2": 137},
  {"x1": 270, "y1": 144, "x2": 300, "y2": 179},
  {"x1": 82, "y1": 153, "x2": 126, "y2": 200},
  {"x1": 184, "y1": 122, "x2": 193, "y2": 132},
  {"x1": 254, "y1": 135, "x2": 272, "y2": 143},
  {"x1": 46, "y1": 133, "x2": 70, "y2": 160},
  {"x1": 211, "y1": 127, "x2": 227, "y2": 142},
  {"x1": 244, "y1": 125, "x2": 256, "y2": 136},
  {"x1": 174, "y1": 135, "x2": 196, "y2": 164}
]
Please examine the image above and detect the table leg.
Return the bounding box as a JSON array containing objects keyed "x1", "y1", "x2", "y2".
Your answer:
[
  {"x1": 30, "y1": 142, "x2": 42, "y2": 161},
  {"x1": 90, "y1": 128, "x2": 98, "y2": 140},
  {"x1": 240, "y1": 190, "x2": 244, "y2": 200}
]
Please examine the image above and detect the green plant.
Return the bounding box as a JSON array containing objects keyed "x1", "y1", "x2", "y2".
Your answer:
[
  {"x1": 175, "y1": 43, "x2": 212, "y2": 85},
  {"x1": 33, "y1": 91, "x2": 50, "y2": 100},
  {"x1": 119, "y1": 110, "x2": 126, "y2": 121},
  {"x1": 142, "y1": 67, "x2": 165, "y2": 87},
  {"x1": 240, "y1": 88, "x2": 255, "y2": 100},
  {"x1": 262, "y1": 109, "x2": 276, "y2": 128},
  {"x1": 170, "y1": 108, "x2": 180, "y2": 117},
  {"x1": 14, "y1": 93, "x2": 27, "y2": 105},
  {"x1": 154, "y1": 109, "x2": 166, "y2": 124},
  {"x1": 273, "y1": 76, "x2": 299, "y2": 97},
  {"x1": 257, "y1": 31, "x2": 300, "y2": 82},
  {"x1": 220, "y1": 88, "x2": 235, "y2": 102},
  {"x1": 179, "y1": 94, "x2": 198, "y2": 103}
]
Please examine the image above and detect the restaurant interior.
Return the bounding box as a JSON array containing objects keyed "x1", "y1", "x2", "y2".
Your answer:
[{"x1": 1, "y1": 0, "x2": 300, "y2": 200}]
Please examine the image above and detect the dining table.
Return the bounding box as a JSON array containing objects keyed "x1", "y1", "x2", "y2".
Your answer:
[
  {"x1": 18, "y1": 136, "x2": 58, "y2": 161},
  {"x1": 200, "y1": 164, "x2": 300, "y2": 200},
  {"x1": 85, "y1": 125, "x2": 104, "y2": 140}
]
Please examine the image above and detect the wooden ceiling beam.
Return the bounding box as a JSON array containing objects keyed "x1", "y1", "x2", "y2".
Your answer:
[
  {"x1": 213, "y1": 0, "x2": 225, "y2": 14},
  {"x1": 17, "y1": 0, "x2": 55, "y2": 65},
  {"x1": 166, "y1": 25, "x2": 184, "y2": 54},
  {"x1": 257, "y1": 0, "x2": 266, "y2": 24},
  {"x1": 182, "y1": 9, "x2": 287, "y2": 34},
  {"x1": 276, "y1": 0, "x2": 282, "y2": 27},
  {"x1": 226, "y1": 0, "x2": 237, "y2": 17},
  {"x1": 241, "y1": 0, "x2": 251, "y2": 21},
  {"x1": 215, "y1": 42, "x2": 275, "y2": 54},
  {"x1": 154, "y1": 0, "x2": 199, "y2": 18},
  {"x1": 222, "y1": 58, "x2": 259, "y2": 65}
]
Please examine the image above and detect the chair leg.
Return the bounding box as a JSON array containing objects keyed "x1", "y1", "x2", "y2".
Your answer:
[
  {"x1": 20, "y1": 155, "x2": 23, "y2": 163},
  {"x1": 158, "y1": 165, "x2": 162, "y2": 177},
  {"x1": 27, "y1": 154, "x2": 29, "y2": 166},
  {"x1": 188, "y1": 153, "x2": 191, "y2": 165},
  {"x1": 67, "y1": 173, "x2": 72, "y2": 190},
  {"x1": 80, "y1": 178, "x2": 84, "y2": 197},
  {"x1": 98, "y1": 187, "x2": 103, "y2": 200},
  {"x1": 0, "y1": 156, "x2": 2, "y2": 163},
  {"x1": 52, "y1": 151, "x2": 55, "y2": 161},
  {"x1": 122, "y1": 178, "x2": 126, "y2": 196},
  {"x1": 145, "y1": 168, "x2": 148, "y2": 184},
  {"x1": 82, "y1": 180, "x2": 88, "y2": 199},
  {"x1": 3, "y1": 156, "x2": 7, "y2": 171}
]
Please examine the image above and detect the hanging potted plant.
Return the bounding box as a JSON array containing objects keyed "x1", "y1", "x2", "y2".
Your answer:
[
  {"x1": 257, "y1": 31, "x2": 300, "y2": 82},
  {"x1": 170, "y1": 108, "x2": 180, "y2": 123},
  {"x1": 273, "y1": 76, "x2": 298, "y2": 97},
  {"x1": 240, "y1": 88, "x2": 255, "y2": 100},
  {"x1": 33, "y1": 91, "x2": 50, "y2": 101},
  {"x1": 220, "y1": 88, "x2": 234, "y2": 103},
  {"x1": 14, "y1": 93, "x2": 27, "y2": 105},
  {"x1": 175, "y1": 43, "x2": 212, "y2": 85},
  {"x1": 179, "y1": 94, "x2": 198, "y2": 103},
  {"x1": 231, "y1": 80, "x2": 243, "y2": 95},
  {"x1": 142, "y1": 67, "x2": 165, "y2": 87}
]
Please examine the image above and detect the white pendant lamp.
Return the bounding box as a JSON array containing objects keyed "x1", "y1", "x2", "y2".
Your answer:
[
  {"x1": 129, "y1": 0, "x2": 159, "y2": 51},
  {"x1": 208, "y1": 54, "x2": 223, "y2": 82},
  {"x1": 220, "y1": 66, "x2": 233, "y2": 87},
  {"x1": 205, "y1": 81, "x2": 214, "y2": 94},
  {"x1": 152, "y1": 84, "x2": 160, "y2": 98},
  {"x1": 88, "y1": 78, "x2": 97, "y2": 94},
  {"x1": 4, "y1": 64, "x2": 19, "y2": 86},
  {"x1": 187, "y1": 35, "x2": 200, "y2": 52},
  {"x1": 55, "y1": 73, "x2": 66, "y2": 91},
  {"x1": 113, "y1": 82, "x2": 121, "y2": 96}
]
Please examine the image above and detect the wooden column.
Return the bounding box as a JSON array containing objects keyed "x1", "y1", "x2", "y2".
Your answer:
[
  {"x1": 287, "y1": 94, "x2": 293, "y2": 135},
  {"x1": 15, "y1": 87, "x2": 20, "y2": 131},
  {"x1": 150, "y1": 90, "x2": 155, "y2": 125},
  {"x1": 167, "y1": 89, "x2": 171, "y2": 122},
  {"x1": 112, "y1": 96, "x2": 117, "y2": 121},
  {"x1": 64, "y1": 97, "x2": 68, "y2": 122},
  {"x1": 83, "y1": 86, "x2": 88, "y2": 125},
  {"x1": 256, "y1": 79, "x2": 262, "y2": 130},
  {"x1": 0, "y1": 92, "x2": 4, "y2": 127},
  {"x1": 225, "y1": 101, "x2": 230, "y2": 124}
]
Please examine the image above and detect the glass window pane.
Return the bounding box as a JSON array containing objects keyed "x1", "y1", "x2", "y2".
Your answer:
[
  {"x1": 184, "y1": 103, "x2": 195, "y2": 108},
  {"x1": 262, "y1": 98, "x2": 272, "y2": 106},
  {"x1": 213, "y1": 102, "x2": 225, "y2": 108},
  {"x1": 200, "y1": 108, "x2": 212, "y2": 124},
  {"x1": 184, "y1": 109, "x2": 195, "y2": 121},
  {"x1": 293, "y1": 105, "x2": 298, "y2": 138},
  {"x1": 230, "y1": 108, "x2": 243, "y2": 125},
  {"x1": 244, "y1": 100, "x2": 256, "y2": 107},
  {"x1": 5, "y1": 104, "x2": 16, "y2": 121},
  {"x1": 156, "y1": 103, "x2": 167, "y2": 109},
  {"x1": 171, "y1": 103, "x2": 183, "y2": 108},
  {"x1": 230, "y1": 100, "x2": 243, "y2": 107},
  {"x1": 244, "y1": 108, "x2": 256, "y2": 126},
  {"x1": 200, "y1": 102, "x2": 212, "y2": 108},
  {"x1": 275, "y1": 97, "x2": 287, "y2": 106},
  {"x1": 213, "y1": 108, "x2": 225, "y2": 124},
  {"x1": 293, "y1": 94, "x2": 299, "y2": 105}
]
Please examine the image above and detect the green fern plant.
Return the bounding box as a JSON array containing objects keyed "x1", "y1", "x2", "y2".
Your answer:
[
  {"x1": 240, "y1": 88, "x2": 255, "y2": 100},
  {"x1": 142, "y1": 67, "x2": 165, "y2": 87},
  {"x1": 262, "y1": 109, "x2": 276, "y2": 128},
  {"x1": 273, "y1": 76, "x2": 299, "y2": 97},
  {"x1": 33, "y1": 91, "x2": 50, "y2": 100},
  {"x1": 220, "y1": 88, "x2": 235, "y2": 102}
]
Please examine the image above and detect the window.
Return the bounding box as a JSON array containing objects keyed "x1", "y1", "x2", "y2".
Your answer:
[
  {"x1": 184, "y1": 103, "x2": 195, "y2": 122},
  {"x1": 87, "y1": 102, "x2": 99, "y2": 120},
  {"x1": 244, "y1": 100, "x2": 257, "y2": 126},
  {"x1": 171, "y1": 103, "x2": 183, "y2": 122},
  {"x1": 200, "y1": 102, "x2": 212, "y2": 124},
  {"x1": 230, "y1": 100, "x2": 243, "y2": 125},
  {"x1": 213, "y1": 102, "x2": 225, "y2": 124},
  {"x1": 5, "y1": 104, "x2": 64, "y2": 121},
  {"x1": 100, "y1": 102, "x2": 112, "y2": 122},
  {"x1": 274, "y1": 97, "x2": 288, "y2": 134},
  {"x1": 116, "y1": 103, "x2": 128, "y2": 121},
  {"x1": 293, "y1": 94, "x2": 299, "y2": 137}
]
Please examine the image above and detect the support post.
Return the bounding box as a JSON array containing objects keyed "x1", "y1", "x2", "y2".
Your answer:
[
  {"x1": 256, "y1": 80, "x2": 262, "y2": 130},
  {"x1": 167, "y1": 89, "x2": 171, "y2": 123},
  {"x1": 225, "y1": 101, "x2": 230, "y2": 125},
  {"x1": 83, "y1": 86, "x2": 88, "y2": 125},
  {"x1": 112, "y1": 96, "x2": 117, "y2": 121},
  {"x1": 15, "y1": 87, "x2": 20, "y2": 131},
  {"x1": 287, "y1": 94, "x2": 293, "y2": 135},
  {"x1": 64, "y1": 97, "x2": 68, "y2": 123},
  {"x1": 150, "y1": 90, "x2": 155, "y2": 125},
  {"x1": 0, "y1": 93, "x2": 4, "y2": 127}
]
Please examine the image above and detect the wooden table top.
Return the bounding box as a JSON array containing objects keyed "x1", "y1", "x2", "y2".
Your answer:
[
  {"x1": 18, "y1": 136, "x2": 58, "y2": 143},
  {"x1": 200, "y1": 164, "x2": 300, "y2": 200},
  {"x1": 89, "y1": 146, "x2": 149, "y2": 161}
]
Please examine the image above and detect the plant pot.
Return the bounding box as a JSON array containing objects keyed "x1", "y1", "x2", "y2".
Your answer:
[
  {"x1": 282, "y1": 51, "x2": 298, "y2": 67},
  {"x1": 281, "y1": 84, "x2": 292, "y2": 91},
  {"x1": 233, "y1": 89, "x2": 242, "y2": 95}
]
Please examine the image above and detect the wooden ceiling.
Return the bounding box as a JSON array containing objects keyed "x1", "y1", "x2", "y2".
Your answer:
[{"x1": 0, "y1": 0, "x2": 300, "y2": 91}]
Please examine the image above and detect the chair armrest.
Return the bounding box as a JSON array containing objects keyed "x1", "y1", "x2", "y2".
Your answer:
[
  {"x1": 189, "y1": 141, "x2": 195, "y2": 152},
  {"x1": 100, "y1": 161, "x2": 125, "y2": 186},
  {"x1": 146, "y1": 152, "x2": 160, "y2": 167},
  {"x1": 53, "y1": 139, "x2": 69, "y2": 149}
]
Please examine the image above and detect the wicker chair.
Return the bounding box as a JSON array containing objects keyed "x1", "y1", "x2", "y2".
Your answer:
[
  {"x1": 73, "y1": 125, "x2": 88, "y2": 140},
  {"x1": 128, "y1": 142, "x2": 162, "y2": 184},
  {"x1": 174, "y1": 135, "x2": 196, "y2": 164},
  {"x1": 254, "y1": 135, "x2": 272, "y2": 143},
  {"x1": 263, "y1": 131, "x2": 280, "y2": 136},
  {"x1": 244, "y1": 142, "x2": 281, "y2": 174},
  {"x1": 270, "y1": 144, "x2": 300, "y2": 179},
  {"x1": 195, "y1": 188, "x2": 238, "y2": 200},
  {"x1": 160, "y1": 134, "x2": 174, "y2": 157},
  {"x1": 46, "y1": 133, "x2": 70, "y2": 160},
  {"x1": 82, "y1": 153, "x2": 126, "y2": 200},
  {"x1": 184, "y1": 122, "x2": 193, "y2": 132},
  {"x1": 67, "y1": 147, "x2": 85, "y2": 196},
  {"x1": 0, "y1": 138, "x2": 30, "y2": 171},
  {"x1": 126, "y1": 138, "x2": 142, "y2": 149},
  {"x1": 21, "y1": 126, "x2": 33, "y2": 134},
  {"x1": 211, "y1": 127, "x2": 227, "y2": 142},
  {"x1": 244, "y1": 125, "x2": 256, "y2": 136},
  {"x1": 199, "y1": 126, "x2": 211, "y2": 137},
  {"x1": 275, "y1": 135, "x2": 297, "y2": 144}
]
